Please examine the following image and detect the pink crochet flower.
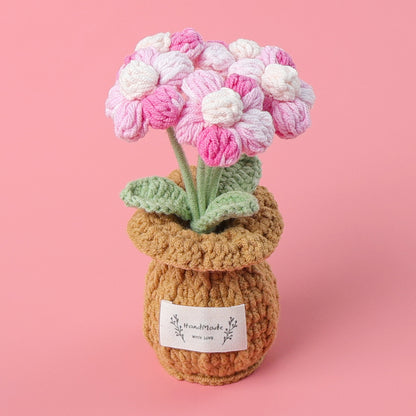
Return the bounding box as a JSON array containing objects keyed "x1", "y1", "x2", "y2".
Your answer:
[
  {"x1": 228, "y1": 44, "x2": 315, "y2": 139},
  {"x1": 176, "y1": 70, "x2": 275, "y2": 167},
  {"x1": 105, "y1": 47, "x2": 193, "y2": 141}
]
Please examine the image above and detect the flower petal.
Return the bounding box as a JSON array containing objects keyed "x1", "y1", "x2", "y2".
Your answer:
[
  {"x1": 197, "y1": 126, "x2": 241, "y2": 167},
  {"x1": 228, "y1": 58, "x2": 265, "y2": 83},
  {"x1": 141, "y1": 85, "x2": 184, "y2": 129},
  {"x1": 241, "y1": 87, "x2": 264, "y2": 111},
  {"x1": 170, "y1": 28, "x2": 204, "y2": 61},
  {"x1": 260, "y1": 45, "x2": 296, "y2": 68},
  {"x1": 298, "y1": 80, "x2": 316, "y2": 108},
  {"x1": 135, "y1": 32, "x2": 171, "y2": 53},
  {"x1": 196, "y1": 41, "x2": 235, "y2": 76},
  {"x1": 235, "y1": 109, "x2": 274, "y2": 155},
  {"x1": 175, "y1": 103, "x2": 205, "y2": 146},
  {"x1": 182, "y1": 69, "x2": 223, "y2": 103},
  {"x1": 112, "y1": 99, "x2": 148, "y2": 141},
  {"x1": 225, "y1": 73, "x2": 256, "y2": 96},
  {"x1": 224, "y1": 74, "x2": 264, "y2": 111},
  {"x1": 153, "y1": 51, "x2": 194, "y2": 87},
  {"x1": 270, "y1": 98, "x2": 311, "y2": 139},
  {"x1": 133, "y1": 47, "x2": 160, "y2": 66},
  {"x1": 229, "y1": 39, "x2": 261, "y2": 60},
  {"x1": 105, "y1": 82, "x2": 124, "y2": 117}
]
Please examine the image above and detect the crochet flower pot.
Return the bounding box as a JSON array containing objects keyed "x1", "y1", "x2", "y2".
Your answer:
[
  {"x1": 126, "y1": 170, "x2": 283, "y2": 385},
  {"x1": 106, "y1": 28, "x2": 314, "y2": 385}
]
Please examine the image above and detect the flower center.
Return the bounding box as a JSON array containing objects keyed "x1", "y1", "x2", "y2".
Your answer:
[
  {"x1": 119, "y1": 60, "x2": 159, "y2": 100},
  {"x1": 261, "y1": 63, "x2": 301, "y2": 101},
  {"x1": 201, "y1": 88, "x2": 244, "y2": 127}
]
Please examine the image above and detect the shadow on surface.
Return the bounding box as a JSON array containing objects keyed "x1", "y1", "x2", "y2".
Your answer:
[{"x1": 261, "y1": 239, "x2": 395, "y2": 370}]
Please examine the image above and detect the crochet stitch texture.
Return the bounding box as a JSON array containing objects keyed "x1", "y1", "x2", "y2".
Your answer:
[
  {"x1": 228, "y1": 43, "x2": 315, "y2": 138},
  {"x1": 128, "y1": 169, "x2": 284, "y2": 385},
  {"x1": 105, "y1": 29, "x2": 315, "y2": 384},
  {"x1": 105, "y1": 29, "x2": 315, "y2": 165},
  {"x1": 176, "y1": 71, "x2": 274, "y2": 167},
  {"x1": 127, "y1": 170, "x2": 283, "y2": 271}
]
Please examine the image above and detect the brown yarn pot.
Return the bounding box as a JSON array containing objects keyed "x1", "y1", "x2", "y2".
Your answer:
[{"x1": 127, "y1": 169, "x2": 284, "y2": 385}]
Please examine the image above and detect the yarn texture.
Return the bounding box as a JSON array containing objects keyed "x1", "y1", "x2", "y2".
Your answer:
[
  {"x1": 190, "y1": 190, "x2": 259, "y2": 234},
  {"x1": 170, "y1": 28, "x2": 204, "y2": 60},
  {"x1": 229, "y1": 39, "x2": 261, "y2": 60},
  {"x1": 261, "y1": 64, "x2": 301, "y2": 101},
  {"x1": 105, "y1": 29, "x2": 315, "y2": 385},
  {"x1": 176, "y1": 70, "x2": 274, "y2": 167},
  {"x1": 196, "y1": 41, "x2": 235, "y2": 76},
  {"x1": 227, "y1": 43, "x2": 315, "y2": 138},
  {"x1": 217, "y1": 154, "x2": 262, "y2": 194},
  {"x1": 127, "y1": 170, "x2": 283, "y2": 385},
  {"x1": 128, "y1": 171, "x2": 283, "y2": 271},
  {"x1": 135, "y1": 29, "x2": 205, "y2": 62},
  {"x1": 128, "y1": 171, "x2": 283, "y2": 385},
  {"x1": 201, "y1": 88, "x2": 244, "y2": 127},
  {"x1": 105, "y1": 46, "x2": 193, "y2": 141},
  {"x1": 106, "y1": 29, "x2": 315, "y2": 144},
  {"x1": 121, "y1": 176, "x2": 191, "y2": 221},
  {"x1": 135, "y1": 32, "x2": 171, "y2": 53}
]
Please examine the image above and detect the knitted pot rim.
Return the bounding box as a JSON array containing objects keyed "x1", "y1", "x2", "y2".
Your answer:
[{"x1": 127, "y1": 169, "x2": 284, "y2": 272}]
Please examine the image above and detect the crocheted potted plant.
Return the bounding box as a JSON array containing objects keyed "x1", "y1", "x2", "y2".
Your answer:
[{"x1": 105, "y1": 29, "x2": 315, "y2": 385}]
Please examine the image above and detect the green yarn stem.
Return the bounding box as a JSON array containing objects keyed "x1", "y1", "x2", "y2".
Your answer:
[
  {"x1": 205, "y1": 165, "x2": 212, "y2": 203},
  {"x1": 167, "y1": 127, "x2": 200, "y2": 220},
  {"x1": 207, "y1": 166, "x2": 223, "y2": 205},
  {"x1": 196, "y1": 156, "x2": 207, "y2": 215}
]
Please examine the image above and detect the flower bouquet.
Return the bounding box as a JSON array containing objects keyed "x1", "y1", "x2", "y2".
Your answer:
[{"x1": 105, "y1": 29, "x2": 315, "y2": 385}]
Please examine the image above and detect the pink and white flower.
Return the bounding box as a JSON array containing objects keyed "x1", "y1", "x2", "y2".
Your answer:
[
  {"x1": 105, "y1": 47, "x2": 193, "y2": 141},
  {"x1": 228, "y1": 43, "x2": 315, "y2": 139},
  {"x1": 176, "y1": 70, "x2": 275, "y2": 167}
]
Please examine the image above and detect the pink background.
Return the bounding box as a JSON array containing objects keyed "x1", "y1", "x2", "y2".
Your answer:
[{"x1": 1, "y1": 0, "x2": 415, "y2": 414}]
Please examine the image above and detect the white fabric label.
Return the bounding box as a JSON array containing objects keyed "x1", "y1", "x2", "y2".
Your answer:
[{"x1": 159, "y1": 300, "x2": 247, "y2": 353}]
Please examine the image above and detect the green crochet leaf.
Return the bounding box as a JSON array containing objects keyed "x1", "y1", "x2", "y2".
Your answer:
[
  {"x1": 217, "y1": 155, "x2": 262, "y2": 195},
  {"x1": 191, "y1": 191, "x2": 259, "y2": 233},
  {"x1": 120, "y1": 176, "x2": 191, "y2": 221}
]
